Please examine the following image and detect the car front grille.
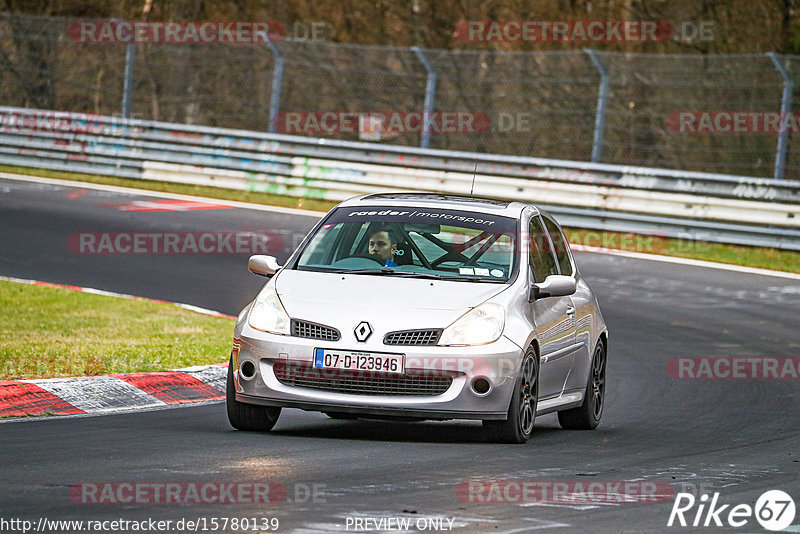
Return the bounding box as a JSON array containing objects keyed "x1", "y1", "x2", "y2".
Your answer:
[
  {"x1": 291, "y1": 320, "x2": 340, "y2": 341},
  {"x1": 384, "y1": 329, "x2": 442, "y2": 346},
  {"x1": 272, "y1": 361, "x2": 454, "y2": 396}
]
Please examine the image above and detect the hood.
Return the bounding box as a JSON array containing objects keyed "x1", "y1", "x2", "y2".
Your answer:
[{"x1": 274, "y1": 269, "x2": 508, "y2": 332}]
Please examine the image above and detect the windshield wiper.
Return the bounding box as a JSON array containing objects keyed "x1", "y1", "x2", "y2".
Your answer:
[
  {"x1": 339, "y1": 269, "x2": 443, "y2": 279},
  {"x1": 387, "y1": 272, "x2": 443, "y2": 280},
  {"x1": 330, "y1": 269, "x2": 503, "y2": 282},
  {"x1": 435, "y1": 275, "x2": 506, "y2": 283},
  {"x1": 349, "y1": 270, "x2": 506, "y2": 283},
  {"x1": 341, "y1": 268, "x2": 397, "y2": 275}
]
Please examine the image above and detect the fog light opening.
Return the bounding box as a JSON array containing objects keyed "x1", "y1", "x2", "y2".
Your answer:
[
  {"x1": 240, "y1": 360, "x2": 256, "y2": 380},
  {"x1": 471, "y1": 377, "x2": 492, "y2": 396}
]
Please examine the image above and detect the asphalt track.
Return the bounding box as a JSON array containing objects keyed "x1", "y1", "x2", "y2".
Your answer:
[{"x1": 1, "y1": 175, "x2": 799, "y2": 533}]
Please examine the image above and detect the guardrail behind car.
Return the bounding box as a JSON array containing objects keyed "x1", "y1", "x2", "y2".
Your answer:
[{"x1": 1, "y1": 105, "x2": 799, "y2": 250}]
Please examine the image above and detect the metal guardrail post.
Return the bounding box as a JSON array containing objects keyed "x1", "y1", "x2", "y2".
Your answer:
[
  {"x1": 584, "y1": 49, "x2": 609, "y2": 163},
  {"x1": 412, "y1": 46, "x2": 437, "y2": 149},
  {"x1": 266, "y1": 41, "x2": 285, "y2": 133},
  {"x1": 121, "y1": 42, "x2": 136, "y2": 119},
  {"x1": 767, "y1": 52, "x2": 792, "y2": 180}
]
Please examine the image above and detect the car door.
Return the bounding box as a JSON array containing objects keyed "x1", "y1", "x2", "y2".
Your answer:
[
  {"x1": 542, "y1": 214, "x2": 594, "y2": 390},
  {"x1": 526, "y1": 215, "x2": 578, "y2": 400}
]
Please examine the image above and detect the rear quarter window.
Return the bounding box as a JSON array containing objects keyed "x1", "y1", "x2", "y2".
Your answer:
[
  {"x1": 528, "y1": 217, "x2": 558, "y2": 282},
  {"x1": 543, "y1": 217, "x2": 573, "y2": 276}
]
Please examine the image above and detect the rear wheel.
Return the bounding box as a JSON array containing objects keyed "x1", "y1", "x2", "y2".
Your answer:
[
  {"x1": 226, "y1": 357, "x2": 281, "y2": 431},
  {"x1": 483, "y1": 348, "x2": 538, "y2": 444},
  {"x1": 558, "y1": 339, "x2": 606, "y2": 430}
]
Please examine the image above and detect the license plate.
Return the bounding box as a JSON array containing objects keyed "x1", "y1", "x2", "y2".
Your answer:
[{"x1": 314, "y1": 349, "x2": 404, "y2": 374}]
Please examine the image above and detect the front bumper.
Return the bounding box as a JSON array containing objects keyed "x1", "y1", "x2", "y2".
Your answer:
[{"x1": 233, "y1": 330, "x2": 524, "y2": 420}]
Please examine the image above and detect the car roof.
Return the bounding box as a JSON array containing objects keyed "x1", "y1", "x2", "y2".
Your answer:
[{"x1": 340, "y1": 192, "x2": 535, "y2": 218}]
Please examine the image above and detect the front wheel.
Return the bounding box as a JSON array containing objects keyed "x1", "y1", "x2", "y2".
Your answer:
[
  {"x1": 558, "y1": 339, "x2": 606, "y2": 430},
  {"x1": 483, "y1": 348, "x2": 538, "y2": 444},
  {"x1": 226, "y1": 357, "x2": 281, "y2": 431}
]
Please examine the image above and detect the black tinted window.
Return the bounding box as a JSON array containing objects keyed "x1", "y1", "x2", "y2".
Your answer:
[
  {"x1": 543, "y1": 217, "x2": 573, "y2": 276},
  {"x1": 528, "y1": 217, "x2": 558, "y2": 282}
]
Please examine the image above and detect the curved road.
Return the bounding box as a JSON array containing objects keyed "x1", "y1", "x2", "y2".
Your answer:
[{"x1": 1, "y1": 175, "x2": 799, "y2": 533}]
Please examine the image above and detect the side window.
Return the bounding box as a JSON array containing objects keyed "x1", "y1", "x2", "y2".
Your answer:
[
  {"x1": 543, "y1": 217, "x2": 573, "y2": 276},
  {"x1": 528, "y1": 217, "x2": 558, "y2": 282}
]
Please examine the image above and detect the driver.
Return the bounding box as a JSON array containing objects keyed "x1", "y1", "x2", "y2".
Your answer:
[{"x1": 368, "y1": 227, "x2": 398, "y2": 267}]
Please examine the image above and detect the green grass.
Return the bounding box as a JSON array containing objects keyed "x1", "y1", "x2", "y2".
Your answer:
[
  {"x1": 0, "y1": 280, "x2": 234, "y2": 380},
  {"x1": 3, "y1": 164, "x2": 800, "y2": 274}
]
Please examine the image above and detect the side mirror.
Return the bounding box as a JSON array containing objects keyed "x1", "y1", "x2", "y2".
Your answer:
[
  {"x1": 529, "y1": 275, "x2": 576, "y2": 301},
  {"x1": 248, "y1": 255, "x2": 282, "y2": 277}
]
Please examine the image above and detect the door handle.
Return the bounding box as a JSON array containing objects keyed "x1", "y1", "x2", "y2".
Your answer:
[{"x1": 565, "y1": 306, "x2": 576, "y2": 315}]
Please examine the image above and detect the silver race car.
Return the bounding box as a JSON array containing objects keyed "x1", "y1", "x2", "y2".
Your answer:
[{"x1": 227, "y1": 193, "x2": 608, "y2": 443}]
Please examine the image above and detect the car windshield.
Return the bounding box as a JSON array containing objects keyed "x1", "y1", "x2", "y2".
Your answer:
[{"x1": 295, "y1": 205, "x2": 518, "y2": 282}]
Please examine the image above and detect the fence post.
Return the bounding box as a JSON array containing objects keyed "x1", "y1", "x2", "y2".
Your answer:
[
  {"x1": 412, "y1": 46, "x2": 437, "y2": 149},
  {"x1": 584, "y1": 48, "x2": 609, "y2": 163},
  {"x1": 121, "y1": 42, "x2": 136, "y2": 119},
  {"x1": 767, "y1": 52, "x2": 792, "y2": 180},
  {"x1": 266, "y1": 41, "x2": 285, "y2": 133}
]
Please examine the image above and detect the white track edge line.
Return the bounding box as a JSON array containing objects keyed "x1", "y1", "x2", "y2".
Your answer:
[
  {"x1": 573, "y1": 245, "x2": 800, "y2": 280},
  {"x1": 0, "y1": 171, "x2": 325, "y2": 217}
]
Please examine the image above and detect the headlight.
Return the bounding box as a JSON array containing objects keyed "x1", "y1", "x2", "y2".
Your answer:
[
  {"x1": 248, "y1": 286, "x2": 290, "y2": 335},
  {"x1": 438, "y1": 302, "x2": 505, "y2": 346}
]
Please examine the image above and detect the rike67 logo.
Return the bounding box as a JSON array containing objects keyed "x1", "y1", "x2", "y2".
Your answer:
[{"x1": 668, "y1": 490, "x2": 796, "y2": 531}]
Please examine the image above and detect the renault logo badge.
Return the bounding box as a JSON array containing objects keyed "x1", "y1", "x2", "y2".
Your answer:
[{"x1": 354, "y1": 321, "x2": 373, "y2": 342}]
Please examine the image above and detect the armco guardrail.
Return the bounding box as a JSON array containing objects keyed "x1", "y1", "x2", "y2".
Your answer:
[{"x1": 1, "y1": 106, "x2": 800, "y2": 250}]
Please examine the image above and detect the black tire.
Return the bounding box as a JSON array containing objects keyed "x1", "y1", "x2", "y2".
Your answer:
[
  {"x1": 483, "y1": 348, "x2": 538, "y2": 444},
  {"x1": 558, "y1": 339, "x2": 606, "y2": 430},
  {"x1": 226, "y1": 357, "x2": 281, "y2": 432}
]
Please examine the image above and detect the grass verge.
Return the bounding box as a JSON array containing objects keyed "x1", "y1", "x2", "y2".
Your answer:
[
  {"x1": 3, "y1": 164, "x2": 800, "y2": 274},
  {"x1": 0, "y1": 280, "x2": 233, "y2": 380}
]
